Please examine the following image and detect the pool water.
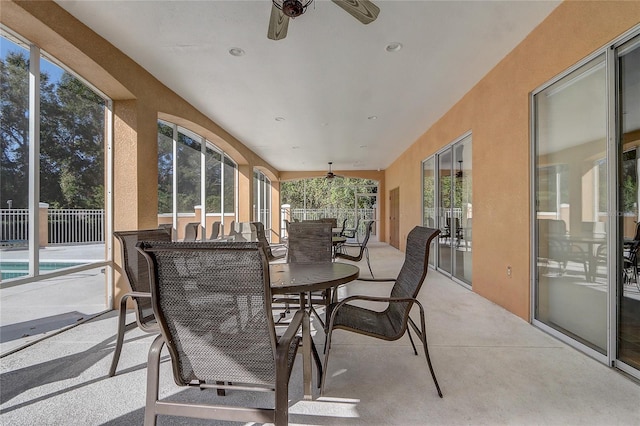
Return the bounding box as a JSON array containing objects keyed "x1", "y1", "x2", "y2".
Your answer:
[{"x1": 1, "y1": 261, "x2": 83, "y2": 280}]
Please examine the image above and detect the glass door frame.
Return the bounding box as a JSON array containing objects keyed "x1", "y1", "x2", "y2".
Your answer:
[
  {"x1": 612, "y1": 32, "x2": 640, "y2": 379},
  {"x1": 530, "y1": 25, "x2": 640, "y2": 380}
]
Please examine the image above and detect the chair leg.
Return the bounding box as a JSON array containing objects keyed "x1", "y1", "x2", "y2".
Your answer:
[
  {"x1": 320, "y1": 325, "x2": 336, "y2": 395},
  {"x1": 109, "y1": 295, "x2": 131, "y2": 377},
  {"x1": 311, "y1": 339, "x2": 323, "y2": 388},
  {"x1": 406, "y1": 327, "x2": 418, "y2": 356},
  {"x1": 274, "y1": 371, "x2": 289, "y2": 426},
  {"x1": 364, "y1": 247, "x2": 374, "y2": 278},
  {"x1": 417, "y1": 311, "x2": 443, "y2": 398},
  {"x1": 144, "y1": 335, "x2": 165, "y2": 426}
]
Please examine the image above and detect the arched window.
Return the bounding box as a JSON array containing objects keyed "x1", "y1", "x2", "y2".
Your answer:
[{"x1": 157, "y1": 120, "x2": 237, "y2": 239}]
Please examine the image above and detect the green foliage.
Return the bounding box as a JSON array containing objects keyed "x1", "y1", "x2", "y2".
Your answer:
[
  {"x1": 281, "y1": 177, "x2": 378, "y2": 209},
  {"x1": 1, "y1": 49, "x2": 105, "y2": 209}
]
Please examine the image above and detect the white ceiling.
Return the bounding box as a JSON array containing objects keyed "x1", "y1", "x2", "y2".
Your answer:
[{"x1": 55, "y1": 0, "x2": 560, "y2": 172}]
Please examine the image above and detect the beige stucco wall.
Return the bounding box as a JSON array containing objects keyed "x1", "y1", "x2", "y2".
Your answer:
[{"x1": 384, "y1": 1, "x2": 640, "y2": 320}]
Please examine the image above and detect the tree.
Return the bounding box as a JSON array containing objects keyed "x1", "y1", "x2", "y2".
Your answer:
[
  {"x1": 1, "y1": 51, "x2": 30, "y2": 208},
  {"x1": 1, "y1": 49, "x2": 105, "y2": 209},
  {"x1": 281, "y1": 177, "x2": 378, "y2": 210}
]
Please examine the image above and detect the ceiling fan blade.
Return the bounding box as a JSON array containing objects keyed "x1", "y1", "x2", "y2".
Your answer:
[
  {"x1": 331, "y1": 0, "x2": 379, "y2": 25},
  {"x1": 267, "y1": 3, "x2": 289, "y2": 40}
]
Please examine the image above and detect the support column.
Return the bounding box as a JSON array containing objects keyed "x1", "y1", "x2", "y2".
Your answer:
[
  {"x1": 112, "y1": 100, "x2": 158, "y2": 307},
  {"x1": 238, "y1": 164, "x2": 253, "y2": 222},
  {"x1": 271, "y1": 180, "x2": 281, "y2": 242}
]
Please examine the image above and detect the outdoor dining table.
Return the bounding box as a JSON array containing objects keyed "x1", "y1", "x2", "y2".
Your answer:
[{"x1": 270, "y1": 262, "x2": 360, "y2": 399}]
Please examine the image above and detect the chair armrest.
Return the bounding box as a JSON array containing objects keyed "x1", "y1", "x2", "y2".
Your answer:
[
  {"x1": 127, "y1": 291, "x2": 151, "y2": 298},
  {"x1": 327, "y1": 295, "x2": 419, "y2": 331},
  {"x1": 356, "y1": 278, "x2": 396, "y2": 283},
  {"x1": 276, "y1": 310, "x2": 304, "y2": 369},
  {"x1": 118, "y1": 291, "x2": 151, "y2": 310},
  {"x1": 336, "y1": 294, "x2": 417, "y2": 307},
  {"x1": 277, "y1": 309, "x2": 304, "y2": 347}
]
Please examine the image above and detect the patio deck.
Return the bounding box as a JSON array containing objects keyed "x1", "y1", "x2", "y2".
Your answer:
[{"x1": 1, "y1": 241, "x2": 639, "y2": 425}]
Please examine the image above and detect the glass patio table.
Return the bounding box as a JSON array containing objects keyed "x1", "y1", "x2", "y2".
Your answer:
[{"x1": 270, "y1": 262, "x2": 360, "y2": 399}]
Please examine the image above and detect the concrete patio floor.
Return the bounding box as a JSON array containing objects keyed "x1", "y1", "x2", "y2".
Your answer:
[{"x1": 1, "y1": 241, "x2": 639, "y2": 425}]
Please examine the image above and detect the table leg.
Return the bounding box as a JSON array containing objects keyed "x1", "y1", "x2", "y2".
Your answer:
[{"x1": 300, "y1": 293, "x2": 312, "y2": 399}]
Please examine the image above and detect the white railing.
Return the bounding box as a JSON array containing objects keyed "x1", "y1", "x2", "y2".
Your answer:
[
  {"x1": 424, "y1": 207, "x2": 463, "y2": 225},
  {"x1": 0, "y1": 209, "x2": 29, "y2": 244},
  {"x1": 48, "y1": 209, "x2": 104, "y2": 244},
  {"x1": 280, "y1": 207, "x2": 376, "y2": 239},
  {"x1": 0, "y1": 208, "x2": 105, "y2": 245}
]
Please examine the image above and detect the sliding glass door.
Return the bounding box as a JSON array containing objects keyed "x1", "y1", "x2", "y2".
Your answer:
[
  {"x1": 533, "y1": 31, "x2": 640, "y2": 378},
  {"x1": 617, "y1": 37, "x2": 640, "y2": 373},
  {"x1": 534, "y1": 54, "x2": 608, "y2": 355},
  {"x1": 423, "y1": 134, "x2": 472, "y2": 285}
]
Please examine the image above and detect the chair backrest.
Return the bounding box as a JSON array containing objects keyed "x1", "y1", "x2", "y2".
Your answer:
[
  {"x1": 232, "y1": 222, "x2": 255, "y2": 242},
  {"x1": 184, "y1": 222, "x2": 199, "y2": 241},
  {"x1": 342, "y1": 217, "x2": 361, "y2": 238},
  {"x1": 113, "y1": 228, "x2": 172, "y2": 323},
  {"x1": 138, "y1": 241, "x2": 278, "y2": 387},
  {"x1": 287, "y1": 222, "x2": 332, "y2": 263},
  {"x1": 251, "y1": 221, "x2": 278, "y2": 260},
  {"x1": 208, "y1": 221, "x2": 221, "y2": 240},
  {"x1": 356, "y1": 220, "x2": 374, "y2": 257},
  {"x1": 386, "y1": 226, "x2": 440, "y2": 333},
  {"x1": 158, "y1": 223, "x2": 174, "y2": 240},
  {"x1": 320, "y1": 218, "x2": 338, "y2": 228}
]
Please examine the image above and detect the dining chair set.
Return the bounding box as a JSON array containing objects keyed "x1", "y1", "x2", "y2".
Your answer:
[{"x1": 110, "y1": 222, "x2": 443, "y2": 425}]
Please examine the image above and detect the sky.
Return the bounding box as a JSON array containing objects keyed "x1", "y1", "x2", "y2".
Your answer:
[{"x1": 1, "y1": 36, "x2": 64, "y2": 84}]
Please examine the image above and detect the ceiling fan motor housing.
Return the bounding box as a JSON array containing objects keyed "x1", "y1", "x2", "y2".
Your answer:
[{"x1": 282, "y1": 0, "x2": 306, "y2": 17}]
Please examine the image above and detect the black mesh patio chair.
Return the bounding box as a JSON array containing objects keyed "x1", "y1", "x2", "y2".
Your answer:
[
  {"x1": 321, "y1": 226, "x2": 443, "y2": 398},
  {"x1": 280, "y1": 222, "x2": 333, "y2": 314},
  {"x1": 183, "y1": 222, "x2": 199, "y2": 241},
  {"x1": 287, "y1": 221, "x2": 333, "y2": 306},
  {"x1": 109, "y1": 228, "x2": 172, "y2": 377},
  {"x1": 335, "y1": 220, "x2": 375, "y2": 278},
  {"x1": 137, "y1": 241, "x2": 303, "y2": 426},
  {"x1": 207, "y1": 221, "x2": 221, "y2": 240},
  {"x1": 341, "y1": 218, "x2": 360, "y2": 241},
  {"x1": 252, "y1": 221, "x2": 287, "y2": 261},
  {"x1": 287, "y1": 221, "x2": 333, "y2": 264},
  {"x1": 226, "y1": 220, "x2": 237, "y2": 238}
]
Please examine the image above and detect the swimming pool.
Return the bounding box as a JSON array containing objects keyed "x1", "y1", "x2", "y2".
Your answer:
[{"x1": 0, "y1": 261, "x2": 84, "y2": 280}]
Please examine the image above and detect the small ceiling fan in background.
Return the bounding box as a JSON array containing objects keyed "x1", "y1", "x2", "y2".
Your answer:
[
  {"x1": 268, "y1": 0, "x2": 380, "y2": 41},
  {"x1": 325, "y1": 162, "x2": 343, "y2": 180}
]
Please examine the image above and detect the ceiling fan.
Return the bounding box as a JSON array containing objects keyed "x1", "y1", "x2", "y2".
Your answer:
[
  {"x1": 325, "y1": 162, "x2": 343, "y2": 180},
  {"x1": 268, "y1": 0, "x2": 380, "y2": 41}
]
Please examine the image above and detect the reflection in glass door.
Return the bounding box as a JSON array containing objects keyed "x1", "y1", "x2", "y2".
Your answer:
[
  {"x1": 423, "y1": 157, "x2": 436, "y2": 267},
  {"x1": 534, "y1": 54, "x2": 609, "y2": 355},
  {"x1": 438, "y1": 148, "x2": 453, "y2": 274},
  {"x1": 453, "y1": 137, "x2": 473, "y2": 283},
  {"x1": 617, "y1": 38, "x2": 640, "y2": 372}
]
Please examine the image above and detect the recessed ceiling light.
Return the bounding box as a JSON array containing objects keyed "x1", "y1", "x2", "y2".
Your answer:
[
  {"x1": 385, "y1": 42, "x2": 402, "y2": 52},
  {"x1": 368, "y1": 115, "x2": 377, "y2": 120},
  {"x1": 229, "y1": 47, "x2": 245, "y2": 56},
  {"x1": 275, "y1": 117, "x2": 285, "y2": 121}
]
